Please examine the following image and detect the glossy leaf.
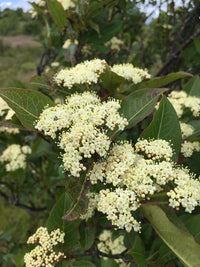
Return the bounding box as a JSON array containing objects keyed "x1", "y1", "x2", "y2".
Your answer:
[
  {"x1": 47, "y1": 193, "x2": 80, "y2": 250},
  {"x1": 100, "y1": 64, "x2": 126, "y2": 91},
  {"x1": 0, "y1": 88, "x2": 54, "y2": 130},
  {"x1": 141, "y1": 96, "x2": 182, "y2": 161},
  {"x1": 47, "y1": 0, "x2": 66, "y2": 33},
  {"x1": 121, "y1": 88, "x2": 167, "y2": 129},
  {"x1": 139, "y1": 72, "x2": 192, "y2": 89},
  {"x1": 141, "y1": 204, "x2": 200, "y2": 266},
  {"x1": 184, "y1": 75, "x2": 200, "y2": 97},
  {"x1": 128, "y1": 235, "x2": 148, "y2": 267}
]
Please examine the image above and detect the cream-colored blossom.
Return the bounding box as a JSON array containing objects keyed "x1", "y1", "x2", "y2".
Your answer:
[
  {"x1": 168, "y1": 91, "x2": 200, "y2": 118},
  {"x1": 57, "y1": 0, "x2": 75, "y2": 10},
  {"x1": 35, "y1": 92, "x2": 127, "y2": 176},
  {"x1": 51, "y1": 62, "x2": 60, "y2": 67},
  {"x1": 55, "y1": 59, "x2": 107, "y2": 89},
  {"x1": 167, "y1": 169, "x2": 200, "y2": 213},
  {"x1": 111, "y1": 63, "x2": 151, "y2": 84},
  {"x1": 98, "y1": 230, "x2": 126, "y2": 266},
  {"x1": 0, "y1": 97, "x2": 15, "y2": 119},
  {"x1": 87, "y1": 139, "x2": 200, "y2": 232},
  {"x1": 35, "y1": 0, "x2": 46, "y2": 7},
  {"x1": 135, "y1": 139, "x2": 173, "y2": 160},
  {"x1": 24, "y1": 227, "x2": 65, "y2": 267},
  {"x1": 181, "y1": 141, "x2": 200, "y2": 157},
  {"x1": 97, "y1": 188, "x2": 141, "y2": 232},
  {"x1": 0, "y1": 126, "x2": 19, "y2": 134},
  {"x1": 0, "y1": 144, "x2": 31, "y2": 171},
  {"x1": 180, "y1": 122, "x2": 194, "y2": 138},
  {"x1": 105, "y1": 37, "x2": 124, "y2": 52},
  {"x1": 63, "y1": 39, "x2": 78, "y2": 49},
  {"x1": 63, "y1": 39, "x2": 72, "y2": 49}
]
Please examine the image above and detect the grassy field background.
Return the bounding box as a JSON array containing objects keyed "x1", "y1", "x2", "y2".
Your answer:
[{"x1": 0, "y1": 9, "x2": 44, "y2": 265}]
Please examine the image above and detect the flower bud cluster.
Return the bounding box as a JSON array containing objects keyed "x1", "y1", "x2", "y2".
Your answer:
[
  {"x1": 0, "y1": 144, "x2": 31, "y2": 171},
  {"x1": 111, "y1": 63, "x2": 151, "y2": 84},
  {"x1": 97, "y1": 188, "x2": 140, "y2": 232},
  {"x1": 24, "y1": 227, "x2": 65, "y2": 267},
  {"x1": 180, "y1": 122, "x2": 194, "y2": 138},
  {"x1": 105, "y1": 37, "x2": 124, "y2": 52},
  {"x1": 165, "y1": 91, "x2": 200, "y2": 158},
  {"x1": 97, "y1": 230, "x2": 126, "y2": 265},
  {"x1": 35, "y1": 92, "x2": 128, "y2": 176},
  {"x1": 181, "y1": 141, "x2": 200, "y2": 157},
  {"x1": 85, "y1": 139, "x2": 200, "y2": 232},
  {"x1": 135, "y1": 139, "x2": 173, "y2": 160},
  {"x1": 55, "y1": 59, "x2": 107, "y2": 89},
  {"x1": 167, "y1": 169, "x2": 200, "y2": 213},
  {"x1": 168, "y1": 91, "x2": 200, "y2": 118},
  {"x1": 54, "y1": 59, "x2": 151, "y2": 89}
]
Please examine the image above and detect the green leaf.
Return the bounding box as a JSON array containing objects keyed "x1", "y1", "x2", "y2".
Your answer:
[
  {"x1": 139, "y1": 72, "x2": 192, "y2": 89},
  {"x1": 194, "y1": 38, "x2": 200, "y2": 55},
  {"x1": 185, "y1": 120, "x2": 200, "y2": 141},
  {"x1": 100, "y1": 64, "x2": 126, "y2": 91},
  {"x1": 121, "y1": 88, "x2": 167, "y2": 129},
  {"x1": 141, "y1": 96, "x2": 182, "y2": 161},
  {"x1": 184, "y1": 76, "x2": 200, "y2": 97},
  {"x1": 0, "y1": 88, "x2": 54, "y2": 130},
  {"x1": 47, "y1": 192, "x2": 80, "y2": 250},
  {"x1": 80, "y1": 223, "x2": 96, "y2": 250},
  {"x1": 128, "y1": 235, "x2": 148, "y2": 267},
  {"x1": 67, "y1": 260, "x2": 96, "y2": 267},
  {"x1": 100, "y1": 258, "x2": 119, "y2": 267},
  {"x1": 47, "y1": 0, "x2": 66, "y2": 33},
  {"x1": 184, "y1": 215, "x2": 200, "y2": 244},
  {"x1": 63, "y1": 177, "x2": 89, "y2": 221},
  {"x1": 30, "y1": 75, "x2": 52, "y2": 90},
  {"x1": 141, "y1": 204, "x2": 200, "y2": 267}
]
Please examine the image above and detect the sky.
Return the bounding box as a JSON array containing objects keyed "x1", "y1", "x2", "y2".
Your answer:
[
  {"x1": 0, "y1": 0, "x2": 31, "y2": 11},
  {"x1": 0, "y1": 0, "x2": 189, "y2": 15}
]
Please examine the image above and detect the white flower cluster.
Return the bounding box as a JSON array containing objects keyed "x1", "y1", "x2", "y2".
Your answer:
[
  {"x1": 111, "y1": 63, "x2": 151, "y2": 84},
  {"x1": 57, "y1": 0, "x2": 75, "y2": 10},
  {"x1": 24, "y1": 227, "x2": 65, "y2": 267},
  {"x1": 0, "y1": 144, "x2": 31, "y2": 171},
  {"x1": 181, "y1": 141, "x2": 200, "y2": 157},
  {"x1": 180, "y1": 122, "x2": 194, "y2": 139},
  {"x1": 168, "y1": 91, "x2": 200, "y2": 118},
  {"x1": 98, "y1": 188, "x2": 140, "y2": 232},
  {"x1": 85, "y1": 139, "x2": 200, "y2": 232},
  {"x1": 55, "y1": 59, "x2": 107, "y2": 89},
  {"x1": 135, "y1": 139, "x2": 173, "y2": 160},
  {"x1": 98, "y1": 230, "x2": 126, "y2": 266},
  {"x1": 167, "y1": 169, "x2": 200, "y2": 213},
  {"x1": 63, "y1": 39, "x2": 78, "y2": 49},
  {"x1": 105, "y1": 37, "x2": 124, "y2": 52},
  {"x1": 35, "y1": 92, "x2": 127, "y2": 176},
  {"x1": 0, "y1": 97, "x2": 15, "y2": 120},
  {"x1": 54, "y1": 59, "x2": 151, "y2": 89},
  {"x1": 0, "y1": 97, "x2": 19, "y2": 134},
  {"x1": 166, "y1": 91, "x2": 200, "y2": 158},
  {"x1": 35, "y1": 0, "x2": 46, "y2": 7}
]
